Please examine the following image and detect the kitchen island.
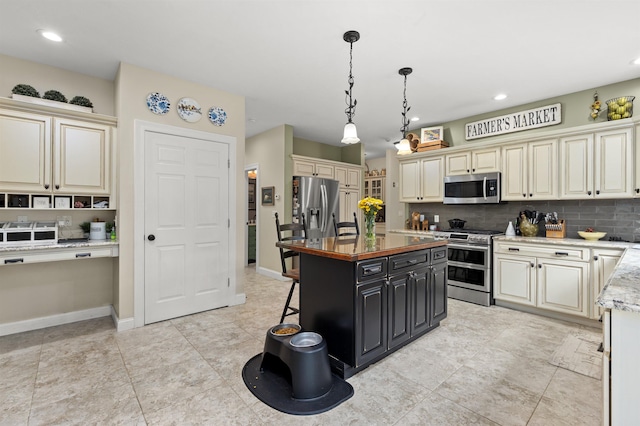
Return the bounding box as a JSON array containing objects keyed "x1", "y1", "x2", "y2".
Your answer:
[{"x1": 277, "y1": 234, "x2": 447, "y2": 378}]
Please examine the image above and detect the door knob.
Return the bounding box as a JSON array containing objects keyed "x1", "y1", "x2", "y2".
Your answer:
[{"x1": 147, "y1": 234, "x2": 156, "y2": 241}]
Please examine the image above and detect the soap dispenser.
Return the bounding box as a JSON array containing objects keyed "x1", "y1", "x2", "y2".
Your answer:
[{"x1": 505, "y1": 221, "x2": 516, "y2": 237}]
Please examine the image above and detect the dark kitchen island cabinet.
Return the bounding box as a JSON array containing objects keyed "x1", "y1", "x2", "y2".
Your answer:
[{"x1": 277, "y1": 234, "x2": 447, "y2": 378}]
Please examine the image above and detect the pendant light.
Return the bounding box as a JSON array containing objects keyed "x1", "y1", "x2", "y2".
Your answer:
[
  {"x1": 341, "y1": 30, "x2": 360, "y2": 144},
  {"x1": 396, "y1": 67, "x2": 413, "y2": 155}
]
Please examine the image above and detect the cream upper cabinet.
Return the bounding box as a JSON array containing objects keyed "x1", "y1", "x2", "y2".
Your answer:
[
  {"x1": 399, "y1": 155, "x2": 445, "y2": 202},
  {"x1": 501, "y1": 139, "x2": 557, "y2": 201},
  {"x1": 0, "y1": 108, "x2": 113, "y2": 198},
  {"x1": 445, "y1": 147, "x2": 500, "y2": 176},
  {"x1": 0, "y1": 109, "x2": 52, "y2": 193},
  {"x1": 54, "y1": 118, "x2": 111, "y2": 195},
  {"x1": 335, "y1": 166, "x2": 361, "y2": 189},
  {"x1": 559, "y1": 128, "x2": 633, "y2": 199},
  {"x1": 339, "y1": 188, "x2": 360, "y2": 224},
  {"x1": 293, "y1": 158, "x2": 334, "y2": 178},
  {"x1": 364, "y1": 177, "x2": 384, "y2": 201}
]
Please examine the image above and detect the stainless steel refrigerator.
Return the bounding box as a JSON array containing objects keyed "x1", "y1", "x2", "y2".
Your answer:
[{"x1": 292, "y1": 176, "x2": 340, "y2": 239}]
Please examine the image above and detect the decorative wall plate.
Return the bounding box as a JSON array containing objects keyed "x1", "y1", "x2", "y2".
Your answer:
[
  {"x1": 208, "y1": 106, "x2": 227, "y2": 126},
  {"x1": 177, "y1": 97, "x2": 202, "y2": 122},
  {"x1": 146, "y1": 92, "x2": 170, "y2": 115}
]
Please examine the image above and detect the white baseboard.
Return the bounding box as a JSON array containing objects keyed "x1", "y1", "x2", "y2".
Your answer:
[
  {"x1": 257, "y1": 266, "x2": 288, "y2": 281},
  {"x1": 0, "y1": 305, "x2": 112, "y2": 337},
  {"x1": 111, "y1": 306, "x2": 135, "y2": 332},
  {"x1": 231, "y1": 293, "x2": 247, "y2": 306}
]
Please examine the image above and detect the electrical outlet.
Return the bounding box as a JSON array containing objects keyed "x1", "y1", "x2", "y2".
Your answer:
[
  {"x1": 434, "y1": 214, "x2": 440, "y2": 223},
  {"x1": 17, "y1": 215, "x2": 28, "y2": 223}
]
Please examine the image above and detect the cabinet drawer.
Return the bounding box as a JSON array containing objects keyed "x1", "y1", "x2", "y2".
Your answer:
[
  {"x1": 1, "y1": 246, "x2": 116, "y2": 266},
  {"x1": 494, "y1": 241, "x2": 589, "y2": 261},
  {"x1": 356, "y1": 258, "x2": 387, "y2": 283},
  {"x1": 431, "y1": 246, "x2": 447, "y2": 264},
  {"x1": 389, "y1": 249, "x2": 429, "y2": 273}
]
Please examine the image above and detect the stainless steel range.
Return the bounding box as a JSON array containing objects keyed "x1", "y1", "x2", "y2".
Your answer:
[{"x1": 433, "y1": 229, "x2": 503, "y2": 306}]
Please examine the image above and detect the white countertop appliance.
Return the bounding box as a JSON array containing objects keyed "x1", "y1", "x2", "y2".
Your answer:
[{"x1": 1, "y1": 221, "x2": 58, "y2": 245}]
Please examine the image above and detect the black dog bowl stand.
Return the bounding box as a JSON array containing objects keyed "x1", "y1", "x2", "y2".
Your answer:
[{"x1": 261, "y1": 331, "x2": 333, "y2": 400}]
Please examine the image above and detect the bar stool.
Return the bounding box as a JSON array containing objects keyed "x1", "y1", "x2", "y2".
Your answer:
[
  {"x1": 332, "y1": 212, "x2": 360, "y2": 236},
  {"x1": 274, "y1": 212, "x2": 306, "y2": 323}
]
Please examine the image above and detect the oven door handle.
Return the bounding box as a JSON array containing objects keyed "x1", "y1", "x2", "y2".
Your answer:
[
  {"x1": 447, "y1": 260, "x2": 488, "y2": 271},
  {"x1": 483, "y1": 176, "x2": 487, "y2": 200},
  {"x1": 447, "y1": 243, "x2": 490, "y2": 252}
]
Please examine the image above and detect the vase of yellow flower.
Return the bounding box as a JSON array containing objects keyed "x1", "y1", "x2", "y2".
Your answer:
[{"x1": 358, "y1": 196, "x2": 384, "y2": 242}]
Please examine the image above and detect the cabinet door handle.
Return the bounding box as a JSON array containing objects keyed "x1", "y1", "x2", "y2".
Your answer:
[
  {"x1": 636, "y1": 188, "x2": 639, "y2": 194},
  {"x1": 55, "y1": 184, "x2": 60, "y2": 190},
  {"x1": 555, "y1": 252, "x2": 569, "y2": 256},
  {"x1": 530, "y1": 262, "x2": 534, "y2": 268},
  {"x1": 75, "y1": 253, "x2": 91, "y2": 258},
  {"x1": 508, "y1": 247, "x2": 520, "y2": 252},
  {"x1": 44, "y1": 184, "x2": 49, "y2": 189},
  {"x1": 522, "y1": 193, "x2": 526, "y2": 198},
  {"x1": 538, "y1": 264, "x2": 542, "y2": 268},
  {"x1": 147, "y1": 234, "x2": 156, "y2": 241},
  {"x1": 363, "y1": 265, "x2": 382, "y2": 275},
  {"x1": 587, "y1": 190, "x2": 592, "y2": 195},
  {"x1": 529, "y1": 193, "x2": 533, "y2": 197},
  {"x1": 596, "y1": 190, "x2": 600, "y2": 195},
  {"x1": 4, "y1": 258, "x2": 24, "y2": 264},
  {"x1": 594, "y1": 255, "x2": 599, "y2": 261}
]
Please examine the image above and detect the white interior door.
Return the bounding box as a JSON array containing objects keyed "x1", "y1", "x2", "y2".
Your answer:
[{"x1": 144, "y1": 130, "x2": 230, "y2": 324}]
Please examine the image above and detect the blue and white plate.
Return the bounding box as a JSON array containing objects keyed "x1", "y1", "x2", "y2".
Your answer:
[
  {"x1": 208, "y1": 106, "x2": 227, "y2": 126},
  {"x1": 146, "y1": 92, "x2": 170, "y2": 115},
  {"x1": 177, "y1": 97, "x2": 202, "y2": 122}
]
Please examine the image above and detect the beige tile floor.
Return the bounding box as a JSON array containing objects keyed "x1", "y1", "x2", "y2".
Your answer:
[{"x1": 1, "y1": 265, "x2": 603, "y2": 425}]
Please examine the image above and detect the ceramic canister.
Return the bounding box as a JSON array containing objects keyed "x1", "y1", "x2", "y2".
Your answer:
[{"x1": 89, "y1": 222, "x2": 106, "y2": 240}]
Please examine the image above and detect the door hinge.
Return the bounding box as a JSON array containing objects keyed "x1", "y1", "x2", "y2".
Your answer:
[
  {"x1": 228, "y1": 159, "x2": 230, "y2": 168},
  {"x1": 228, "y1": 277, "x2": 230, "y2": 287},
  {"x1": 228, "y1": 218, "x2": 230, "y2": 228}
]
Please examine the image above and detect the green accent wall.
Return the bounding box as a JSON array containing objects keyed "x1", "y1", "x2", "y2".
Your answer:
[
  {"x1": 293, "y1": 137, "x2": 363, "y2": 166},
  {"x1": 409, "y1": 77, "x2": 640, "y2": 148}
]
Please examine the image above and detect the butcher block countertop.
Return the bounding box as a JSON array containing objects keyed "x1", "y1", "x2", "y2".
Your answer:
[{"x1": 276, "y1": 234, "x2": 446, "y2": 262}]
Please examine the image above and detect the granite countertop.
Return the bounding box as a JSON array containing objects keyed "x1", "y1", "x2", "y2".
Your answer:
[
  {"x1": 276, "y1": 234, "x2": 446, "y2": 262},
  {"x1": 596, "y1": 244, "x2": 640, "y2": 313},
  {"x1": 0, "y1": 240, "x2": 119, "y2": 253},
  {"x1": 492, "y1": 235, "x2": 632, "y2": 250}
]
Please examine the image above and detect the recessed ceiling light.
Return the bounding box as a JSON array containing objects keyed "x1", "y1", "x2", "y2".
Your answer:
[
  {"x1": 494, "y1": 94, "x2": 507, "y2": 101},
  {"x1": 632, "y1": 57, "x2": 640, "y2": 65},
  {"x1": 37, "y1": 29, "x2": 63, "y2": 42},
  {"x1": 410, "y1": 116, "x2": 420, "y2": 122}
]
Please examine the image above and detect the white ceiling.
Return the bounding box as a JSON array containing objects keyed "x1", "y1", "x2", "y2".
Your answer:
[{"x1": 1, "y1": 0, "x2": 639, "y2": 158}]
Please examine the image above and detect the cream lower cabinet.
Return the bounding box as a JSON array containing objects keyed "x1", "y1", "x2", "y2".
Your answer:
[
  {"x1": 501, "y1": 139, "x2": 558, "y2": 201},
  {"x1": 399, "y1": 155, "x2": 444, "y2": 202},
  {"x1": 0, "y1": 106, "x2": 114, "y2": 198},
  {"x1": 559, "y1": 127, "x2": 633, "y2": 199},
  {"x1": 494, "y1": 241, "x2": 590, "y2": 318},
  {"x1": 635, "y1": 123, "x2": 640, "y2": 197},
  {"x1": 592, "y1": 248, "x2": 624, "y2": 320}
]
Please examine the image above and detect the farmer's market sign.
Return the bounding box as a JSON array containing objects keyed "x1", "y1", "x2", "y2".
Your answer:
[{"x1": 465, "y1": 103, "x2": 561, "y2": 140}]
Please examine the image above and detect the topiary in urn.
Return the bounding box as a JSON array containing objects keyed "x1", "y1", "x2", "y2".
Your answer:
[
  {"x1": 11, "y1": 84, "x2": 40, "y2": 98},
  {"x1": 69, "y1": 96, "x2": 93, "y2": 108},
  {"x1": 43, "y1": 90, "x2": 68, "y2": 103}
]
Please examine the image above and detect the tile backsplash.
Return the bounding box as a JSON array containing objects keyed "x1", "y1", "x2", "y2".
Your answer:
[{"x1": 409, "y1": 199, "x2": 640, "y2": 242}]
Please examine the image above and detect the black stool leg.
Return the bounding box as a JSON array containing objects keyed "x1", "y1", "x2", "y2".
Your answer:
[{"x1": 280, "y1": 280, "x2": 299, "y2": 323}]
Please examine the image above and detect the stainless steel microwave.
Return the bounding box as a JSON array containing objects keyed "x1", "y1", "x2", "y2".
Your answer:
[{"x1": 443, "y1": 172, "x2": 501, "y2": 204}]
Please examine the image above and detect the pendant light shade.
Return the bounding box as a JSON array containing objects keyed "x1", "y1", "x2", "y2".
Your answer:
[
  {"x1": 396, "y1": 138, "x2": 411, "y2": 155},
  {"x1": 342, "y1": 122, "x2": 360, "y2": 144},
  {"x1": 341, "y1": 30, "x2": 360, "y2": 144}
]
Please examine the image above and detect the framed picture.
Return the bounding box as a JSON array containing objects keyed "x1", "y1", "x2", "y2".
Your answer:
[
  {"x1": 261, "y1": 186, "x2": 274, "y2": 206},
  {"x1": 54, "y1": 196, "x2": 72, "y2": 209},
  {"x1": 33, "y1": 196, "x2": 50, "y2": 209},
  {"x1": 421, "y1": 126, "x2": 444, "y2": 143}
]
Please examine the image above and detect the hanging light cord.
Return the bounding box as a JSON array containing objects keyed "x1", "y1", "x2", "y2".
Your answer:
[
  {"x1": 344, "y1": 39, "x2": 357, "y2": 123},
  {"x1": 399, "y1": 68, "x2": 412, "y2": 139}
]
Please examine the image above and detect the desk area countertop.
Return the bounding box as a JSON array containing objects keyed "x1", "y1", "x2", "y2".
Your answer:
[{"x1": 276, "y1": 234, "x2": 447, "y2": 262}]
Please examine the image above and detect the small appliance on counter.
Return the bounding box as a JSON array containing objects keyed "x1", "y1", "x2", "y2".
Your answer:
[{"x1": 1, "y1": 221, "x2": 58, "y2": 245}]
